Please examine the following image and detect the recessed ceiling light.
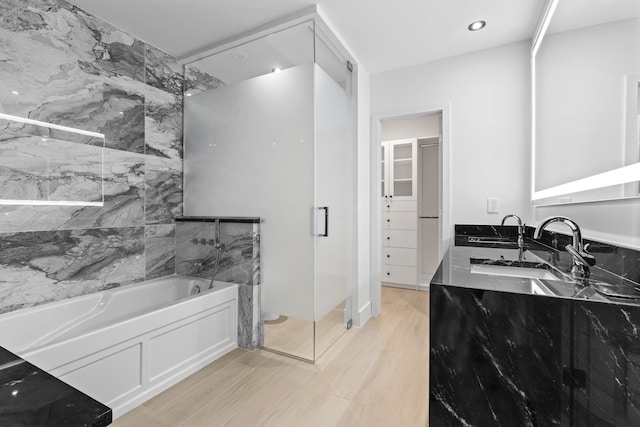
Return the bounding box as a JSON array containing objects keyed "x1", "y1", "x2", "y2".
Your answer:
[
  {"x1": 272, "y1": 67, "x2": 281, "y2": 73},
  {"x1": 11, "y1": 90, "x2": 19, "y2": 95},
  {"x1": 468, "y1": 20, "x2": 486, "y2": 32}
]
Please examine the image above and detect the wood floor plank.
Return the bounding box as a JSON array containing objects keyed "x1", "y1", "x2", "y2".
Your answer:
[{"x1": 110, "y1": 287, "x2": 430, "y2": 427}]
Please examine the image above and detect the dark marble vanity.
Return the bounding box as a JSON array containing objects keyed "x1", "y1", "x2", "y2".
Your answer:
[
  {"x1": 0, "y1": 346, "x2": 111, "y2": 426},
  {"x1": 430, "y1": 225, "x2": 640, "y2": 426}
]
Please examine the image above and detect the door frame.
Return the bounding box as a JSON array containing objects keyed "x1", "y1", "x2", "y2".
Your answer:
[{"x1": 370, "y1": 104, "x2": 451, "y2": 316}]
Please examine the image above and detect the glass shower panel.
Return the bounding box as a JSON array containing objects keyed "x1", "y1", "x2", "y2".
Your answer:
[
  {"x1": 183, "y1": 22, "x2": 316, "y2": 361},
  {"x1": 313, "y1": 27, "x2": 353, "y2": 360},
  {"x1": 185, "y1": 22, "x2": 314, "y2": 89}
]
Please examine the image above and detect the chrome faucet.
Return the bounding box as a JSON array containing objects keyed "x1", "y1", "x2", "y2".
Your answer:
[
  {"x1": 501, "y1": 214, "x2": 525, "y2": 257},
  {"x1": 533, "y1": 216, "x2": 596, "y2": 279}
]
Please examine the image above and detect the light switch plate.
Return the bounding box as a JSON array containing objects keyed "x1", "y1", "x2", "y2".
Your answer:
[{"x1": 487, "y1": 197, "x2": 499, "y2": 213}]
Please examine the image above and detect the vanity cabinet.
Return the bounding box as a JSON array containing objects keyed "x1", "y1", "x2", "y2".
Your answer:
[
  {"x1": 572, "y1": 301, "x2": 640, "y2": 426},
  {"x1": 430, "y1": 284, "x2": 640, "y2": 426}
]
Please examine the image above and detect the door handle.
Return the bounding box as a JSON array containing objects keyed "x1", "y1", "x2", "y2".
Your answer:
[{"x1": 319, "y1": 206, "x2": 329, "y2": 237}]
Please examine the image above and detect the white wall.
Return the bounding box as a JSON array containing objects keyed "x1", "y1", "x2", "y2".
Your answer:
[
  {"x1": 355, "y1": 65, "x2": 372, "y2": 326},
  {"x1": 381, "y1": 114, "x2": 441, "y2": 141},
  {"x1": 371, "y1": 41, "x2": 533, "y2": 229}
]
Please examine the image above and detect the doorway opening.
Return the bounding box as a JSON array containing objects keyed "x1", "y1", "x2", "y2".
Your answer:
[{"x1": 370, "y1": 105, "x2": 451, "y2": 316}]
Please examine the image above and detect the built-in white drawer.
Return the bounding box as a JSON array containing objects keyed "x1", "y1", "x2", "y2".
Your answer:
[
  {"x1": 382, "y1": 229, "x2": 417, "y2": 248},
  {"x1": 381, "y1": 265, "x2": 417, "y2": 286},
  {"x1": 382, "y1": 247, "x2": 417, "y2": 267},
  {"x1": 381, "y1": 211, "x2": 417, "y2": 230},
  {"x1": 381, "y1": 200, "x2": 417, "y2": 212}
]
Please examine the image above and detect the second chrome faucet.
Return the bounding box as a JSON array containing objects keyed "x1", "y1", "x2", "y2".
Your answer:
[
  {"x1": 501, "y1": 214, "x2": 525, "y2": 259},
  {"x1": 533, "y1": 216, "x2": 596, "y2": 279}
]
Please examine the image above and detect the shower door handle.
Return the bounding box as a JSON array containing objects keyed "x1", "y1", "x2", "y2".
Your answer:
[{"x1": 319, "y1": 206, "x2": 329, "y2": 237}]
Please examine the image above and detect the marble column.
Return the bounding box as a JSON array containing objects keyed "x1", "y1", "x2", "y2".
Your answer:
[{"x1": 176, "y1": 218, "x2": 262, "y2": 350}]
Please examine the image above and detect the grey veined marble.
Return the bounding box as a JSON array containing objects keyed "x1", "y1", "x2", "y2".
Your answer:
[
  {"x1": 0, "y1": 226, "x2": 145, "y2": 313},
  {"x1": 238, "y1": 283, "x2": 263, "y2": 350},
  {"x1": 0, "y1": 145, "x2": 145, "y2": 232},
  {"x1": 0, "y1": 0, "x2": 146, "y2": 153},
  {"x1": 175, "y1": 219, "x2": 262, "y2": 351},
  {"x1": 175, "y1": 221, "x2": 255, "y2": 285},
  {"x1": 145, "y1": 224, "x2": 175, "y2": 280},
  {"x1": 145, "y1": 87, "x2": 183, "y2": 160},
  {"x1": 145, "y1": 156, "x2": 183, "y2": 224},
  {"x1": 145, "y1": 45, "x2": 184, "y2": 97},
  {"x1": 184, "y1": 64, "x2": 225, "y2": 96},
  {"x1": 0, "y1": 133, "x2": 102, "y2": 203},
  {"x1": 144, "y1": 45, "x2": 183, "y2": 160}
]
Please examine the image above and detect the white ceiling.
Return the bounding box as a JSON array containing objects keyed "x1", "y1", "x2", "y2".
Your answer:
[
  {"x1": 68, "y1": 0, "x2": 547, "y2": 74},
  {"x1": 67, "y1": 0, "x2": 639, "y2": 74}
]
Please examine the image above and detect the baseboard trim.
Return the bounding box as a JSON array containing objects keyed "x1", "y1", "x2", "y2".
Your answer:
[
  {"x1": 382, "y1": 282, "x2": 430, "y2": 292},
  {"x1": 354, "y1": 301, "x2": 372, "y2": 327}
]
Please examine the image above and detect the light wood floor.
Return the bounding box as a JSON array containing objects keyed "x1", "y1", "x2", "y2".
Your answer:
[
  {"x1": 111, "y1": 286, "x2": 429, "y2": 427},
  {"x1": 263, "y1": 302, "x2": 349, "y2": 361}
]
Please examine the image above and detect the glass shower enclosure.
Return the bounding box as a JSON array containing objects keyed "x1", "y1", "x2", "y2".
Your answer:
[{"x1": 182, "y1": 19, "x2": 355, "y2": 362}]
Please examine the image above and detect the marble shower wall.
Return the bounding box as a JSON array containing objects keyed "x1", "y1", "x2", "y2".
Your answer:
[
  {"x1": 176, "y1": 218, "x2": 262, "y2": 350},
  {"x1": 0, "y1": 0, "x2": 184, "y2": 314}
]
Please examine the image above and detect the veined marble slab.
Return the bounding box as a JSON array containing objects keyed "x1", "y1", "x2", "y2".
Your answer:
[
  {"x1": 0, "y1": 133, "x2": 103, "y2": 203},
  {"x1": 0, "y1": 147, "x2": 145, "y2": 232},
  {"x1": 145, "y1": 224, "x2": 175, "y2": 280},
  {"x1": 0, "y1": 0, "x2": 147, "y2": 153},
  {"x1": 145, "y1": 45, "x2": 183, "y2": 97},
  {"x1": 184, "y1": 64, "x2": 225, "y2": 96},
  {"x1": 0, "y1": 226, "x2": 145, "y2": 313},
  {"x1": 238, "y1": 283, "x2": 263, "y2": 350},
  {"x1": 145, "y1": 156, "x2": 182, "y2": 224},
  {"x1": 175, "y1": 219, "x2": 261, "y2": 351},
  {"x1": 144, "y1": 86, "x2": 183, "y2": 159},
  {"x1": 175, "y1": 221, "x2": 254, "y2": 286}
]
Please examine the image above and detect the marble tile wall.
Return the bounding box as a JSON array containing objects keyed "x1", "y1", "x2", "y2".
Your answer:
[
  {"x1": 0, "y1": 0, "x2": 184, "y2": 313},
  {"x1": 176, "y1": 219, "x2": 262, "y2": 350}
]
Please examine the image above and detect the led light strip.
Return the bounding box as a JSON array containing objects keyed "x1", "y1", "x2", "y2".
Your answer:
[
  {"x1": 0, "y1": 199, "x2": 104, "y2": 206},
  {"x1": 532, "y1": 163, "x2": 640, "y2": 200},
  {"x1": 0, "y1": 112, "x2": 105, "y2": 138}
]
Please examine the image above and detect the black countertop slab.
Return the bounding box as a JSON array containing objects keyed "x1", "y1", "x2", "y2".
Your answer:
[
  {"x1": 432, "y1": 245, "x2": 640, "y2": 305},
  {"x1": 0, "y1": 346, "x2": 111, "y2": 427},
  {"x1": 444, "y1": 225, "x2": 640, "y2": 304},
  {"x1": 456, "y1": 224, "x2": 640, "y2": 285},
  {"x1": 430, "y1": 224, "x2": 640, "y2": 426}
]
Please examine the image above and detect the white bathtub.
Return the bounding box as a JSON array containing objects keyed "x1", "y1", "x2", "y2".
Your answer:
[{"x1": 0, "y1": 275, "x2": 238, "y2": 419}]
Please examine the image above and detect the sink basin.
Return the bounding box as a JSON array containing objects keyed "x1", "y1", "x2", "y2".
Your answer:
[
  {"x1": 470, "y1": 263, "x2": 560, "y2": 280},
  {"x1": 587, "y1": 280, "x2": 640, "y2": 300},
  {"x1": 469, "y1": 258, "x2": 563, "y2": 281}
]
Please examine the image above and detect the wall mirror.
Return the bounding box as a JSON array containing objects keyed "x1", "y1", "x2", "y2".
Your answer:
[{"x1": 532, "y1": 0, "x2": 640, "y2": 205}]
